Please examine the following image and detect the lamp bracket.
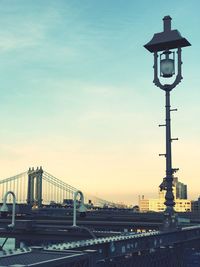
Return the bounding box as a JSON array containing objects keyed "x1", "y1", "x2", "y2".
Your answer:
[
  {"x1": 159, "y1": 124, "x2": 166, "y2": 127},
  {"x1": 171, "y1": 138, "x2": 179, "y2": 141},
  {"x1": 172, "y1": 168, "x2": 179, "y2": 173}
]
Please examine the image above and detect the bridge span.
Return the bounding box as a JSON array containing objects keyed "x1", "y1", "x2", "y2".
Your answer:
[{"x1": 0, "y1": 167, "x2": 119, "y2": 208}]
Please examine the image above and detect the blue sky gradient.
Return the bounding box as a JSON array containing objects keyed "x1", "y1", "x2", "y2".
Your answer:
[{"x1": 0, "y1": 0, "x2": 199, "y2": 204}]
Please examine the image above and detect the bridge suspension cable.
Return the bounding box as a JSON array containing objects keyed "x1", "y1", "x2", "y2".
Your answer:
[
  {"x1": 0, "y1": 172, "x2": 27, "y2": 203},
  {"x1": 43, "y1": 171, "x2": 119, "y2": 207},
  {"x1": 0, "y1": 169, "x2": 120, "y2": 207}
]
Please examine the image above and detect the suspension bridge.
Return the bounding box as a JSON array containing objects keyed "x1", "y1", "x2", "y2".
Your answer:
[{"x1": 0, "y1": 167, "x2": 118, "y2": 208}]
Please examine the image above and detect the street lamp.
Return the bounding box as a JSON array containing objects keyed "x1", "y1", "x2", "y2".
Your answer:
[
  {"x1": 0, "y1": 191, "x2": 16, "y2": 228},
  {"x1": 72, "y1": 190, "x2": 87, "y2": 227},
  {"x1": 144, "y1": 16, "x2": 191, "y2": 230}
]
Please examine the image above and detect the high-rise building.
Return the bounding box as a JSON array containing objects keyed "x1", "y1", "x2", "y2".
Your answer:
[{"x1": 173, "y1": 177, "x2": 187, "y2": 199}]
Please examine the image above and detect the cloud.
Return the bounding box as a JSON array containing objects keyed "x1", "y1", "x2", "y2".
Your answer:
[
  {"x1": 0, "y1": 3, "x2": 63, "y2": 53},
  {"x1": 0, "y1": 14, "x2": 47, "y2": 53},
  {"x1": 0, "y1": 34, "x2": 39, "y2": 52}
]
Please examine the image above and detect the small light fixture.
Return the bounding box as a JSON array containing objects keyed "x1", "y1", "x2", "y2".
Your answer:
[
  {"x1": 0, "y1": 202, "x2": 9, "y2": 213},
  {"x1": 78, "y1": 202, "x2": 87, "y2": 213},
  {"x1": 160, "y1": 50, "x2": 175, "y2": 78}
]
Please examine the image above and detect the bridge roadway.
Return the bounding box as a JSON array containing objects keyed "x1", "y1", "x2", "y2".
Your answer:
[
  {"x1": 0, "y1": 217, "x2": 161, "y2": 246},
  {"x1": 0, "y1": 213, "x2": 162, "y2": 243},
  {"x1": 31, "y1": 208, "x2": 200, "y2": 223},
  {"x1": 0, "y1": 213, "x2": 197, "y2": 248},
  {"x1": 0, "y1": 210, "x2": 192, "y2": 245},
  {"x1": 0, "y1": 211, "x2": 200, "y2": 266},
  {"x1": 1, "y1": 225, "x2": 200, "y2": 266},
  {"x1": 4, "y1": 204, "x2": 200, "y2": 224}
]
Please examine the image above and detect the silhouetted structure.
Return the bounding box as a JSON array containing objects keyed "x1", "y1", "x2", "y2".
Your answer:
[{"x1": 144, "y1": 16, "x2": 191, "y2": 230}]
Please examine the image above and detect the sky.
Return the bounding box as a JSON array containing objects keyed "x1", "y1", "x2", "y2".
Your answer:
[{"x1": 0, "y1": 0, "x2": 200, "y2": 205}]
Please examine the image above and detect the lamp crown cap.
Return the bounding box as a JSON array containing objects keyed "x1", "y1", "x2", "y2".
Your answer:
[{"x1": 163, "y1": 15, "x2": 172, "y2": 20}]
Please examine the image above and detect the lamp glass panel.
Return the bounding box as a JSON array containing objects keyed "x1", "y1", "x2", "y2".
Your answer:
[{"x1": 160, "y1": 59, "x2": 175, "y2": 77}]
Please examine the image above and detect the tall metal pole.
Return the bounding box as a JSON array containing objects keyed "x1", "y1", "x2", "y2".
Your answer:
[
  {"x1": 163, "y1": 89, "x2": 178, "y2": 230},
  {"x1": 164, "y1": 90, "x2": 175, "y2": 213}
]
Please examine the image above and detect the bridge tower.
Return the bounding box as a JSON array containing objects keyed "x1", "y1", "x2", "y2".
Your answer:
[{"x1": 27, "y1": 167, "x2": 43, "y2": 207}]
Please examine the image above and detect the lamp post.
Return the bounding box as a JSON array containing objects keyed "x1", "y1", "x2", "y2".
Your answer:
[
  {"x1": 144, "y1": 16, "x2": 191, "y2": 230},
  {"x1": 0, "y1": 191, "x2": 16, "y2": 228},
  {"x1": 72, "y1": 190, "x2": 87, "y2": 227}
]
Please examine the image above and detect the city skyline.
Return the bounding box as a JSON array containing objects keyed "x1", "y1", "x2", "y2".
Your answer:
[{"x1": 0, "y1": 1, "x2": 200, "y2": 204}]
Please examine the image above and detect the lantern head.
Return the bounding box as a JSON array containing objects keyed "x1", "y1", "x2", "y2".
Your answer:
[{"x1": 144, "y1": 16, "x2": 191, "y2": 90}]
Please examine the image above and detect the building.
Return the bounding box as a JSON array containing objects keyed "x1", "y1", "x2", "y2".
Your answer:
[
  {"x1": 173, "y1": 177, "x2": 187, "y2": 199},
  {"x1": 139, "y1": 197, "x2": 191, "y2": 213},
  {"x1": 139, "y1": 197, "x2": 149, "y2": 212},
  {"x1": 139, "y1": 178, "x2": 191, "y2": 212},
  {"x1": 191, "y1": 197, "x2": 200, "y2": 212}
]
